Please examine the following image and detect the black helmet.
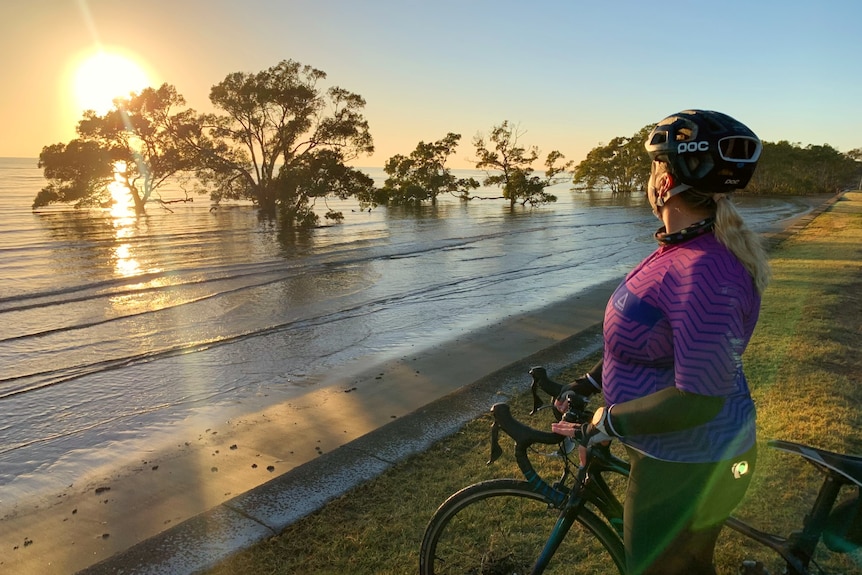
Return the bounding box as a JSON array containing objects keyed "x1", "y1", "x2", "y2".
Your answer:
[{"x1": 644, "y1": 110, "x2": 762, "y2": 192}]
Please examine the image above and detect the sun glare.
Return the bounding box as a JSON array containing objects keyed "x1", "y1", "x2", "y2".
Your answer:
[
  {"x1": 73, "y1": 50, "x2": 150, "y2": 115},
  {"x1": 109, "y1": 161, "x2": 134, "y2": 213}
]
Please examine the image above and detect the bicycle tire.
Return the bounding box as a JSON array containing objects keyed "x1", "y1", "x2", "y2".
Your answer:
[{"x1": 420, "y1": 478, "x2": 626, "y2": 575}]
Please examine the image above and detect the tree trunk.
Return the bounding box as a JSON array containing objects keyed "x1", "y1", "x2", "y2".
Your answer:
[
  {"x1": 257, "y1": 181, "x2": 278, "y2": 214},
  {"x1": 130, "y1": 190, "x2": 147, "y2": 215}
]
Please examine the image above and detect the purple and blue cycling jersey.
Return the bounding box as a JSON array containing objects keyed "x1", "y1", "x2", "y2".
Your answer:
[{"x1": 603, "y1": 232, "x2": 759, "y2": 463}]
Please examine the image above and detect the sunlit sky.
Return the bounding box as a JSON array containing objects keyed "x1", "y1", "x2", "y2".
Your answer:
[{"x1": 1, "y1": 0, "x2": 860, "y2": 169}]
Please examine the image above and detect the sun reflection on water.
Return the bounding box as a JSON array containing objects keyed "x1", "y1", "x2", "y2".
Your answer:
[
  {"x1": 112, "y1": 242, "x2": 140, "y2": 277},
  {"x1": 108, "y1": 161, "x2": 141, "y2": 277},
  {"x1": 108, "y1": 161, "x2": 134, "y2": 214}
]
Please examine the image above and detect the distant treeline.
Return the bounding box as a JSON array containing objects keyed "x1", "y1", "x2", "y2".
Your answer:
[
  {"x1": 35, "y1": 58, "x2": 860, "y2": 228},
  {"x1": 570, "y1": 125, "x2": 861, "y2": 196},
  {"x1": 746, "y1": 141, "x2": 860, "y2": 195}
]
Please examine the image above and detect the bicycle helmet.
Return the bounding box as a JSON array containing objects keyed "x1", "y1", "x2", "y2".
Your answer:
[{"x1": 644, "y1": 110, "x2": 762, "y2": 193}]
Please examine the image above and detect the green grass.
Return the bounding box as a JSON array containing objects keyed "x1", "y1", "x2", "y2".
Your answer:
[{"x1": 202, "y1": 193, "x2": 862, "y2": 575}]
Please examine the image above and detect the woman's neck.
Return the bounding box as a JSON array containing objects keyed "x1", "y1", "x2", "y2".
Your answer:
[{"x1": 660, "y1": 197, "x2": 711, "y2": 234}]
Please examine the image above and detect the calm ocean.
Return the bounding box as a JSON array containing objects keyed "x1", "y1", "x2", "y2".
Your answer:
[{"x1": 0, "y1": 157, "x2": 813, "y2": 507}]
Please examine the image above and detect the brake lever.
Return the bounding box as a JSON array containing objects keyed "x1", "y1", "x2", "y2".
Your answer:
[
  {"x1": 529, "y1": 366, "x2": 552, "y2": 415},
  {"x1": 530, "y1": 379, "x2": 543, "y2": 415},
  {"x1": 487, "y1": 421, "x2": 503, "y2": 465}
]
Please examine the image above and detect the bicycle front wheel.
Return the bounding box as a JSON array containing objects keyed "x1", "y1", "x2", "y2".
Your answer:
[{"x1": 420, "y1": 479, "x2": 626, "y2": 575}]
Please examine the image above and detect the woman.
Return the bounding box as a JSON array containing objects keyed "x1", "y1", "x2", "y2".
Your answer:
[{"x1": 552, "y1": 110, "x2": 770, "y2": 575}]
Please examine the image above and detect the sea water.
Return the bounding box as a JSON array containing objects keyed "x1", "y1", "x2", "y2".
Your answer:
[{"x1": 0, "y1": 157, "x2": 812, "y2": 506}]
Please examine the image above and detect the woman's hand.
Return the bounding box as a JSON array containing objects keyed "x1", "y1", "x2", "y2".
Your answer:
[
  {"x1": 551, "y1": 419, "x2": 589, "y2": 466},
  {"x1": 552, "y1": 406, "x2": 615, "y2": 445},
  {"x1": 551, "y1": 419, "x2": 578, "y2": 438}
]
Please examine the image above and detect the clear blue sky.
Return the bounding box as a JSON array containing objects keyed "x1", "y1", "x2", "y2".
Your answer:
[{"x1": 2, "y1": 0, "x2": 859, "y2": 168}]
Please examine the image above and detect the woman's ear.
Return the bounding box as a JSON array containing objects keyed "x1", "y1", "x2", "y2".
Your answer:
[
  {"x1": 660, "y1": 172, "x2": 675, "y2": 193},
  {"x1": 656, "y1": 172, "x2": 675, "y2": 199}
]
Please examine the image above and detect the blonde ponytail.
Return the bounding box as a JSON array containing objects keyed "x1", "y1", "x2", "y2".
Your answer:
[{"x1": 713, "y1": 197, "x2": 771, "y2": 294}]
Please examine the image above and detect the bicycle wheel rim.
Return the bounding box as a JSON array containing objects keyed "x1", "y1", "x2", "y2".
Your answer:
[{"x1": 420, "y1": 479, "x2": 625, "y2": 575}]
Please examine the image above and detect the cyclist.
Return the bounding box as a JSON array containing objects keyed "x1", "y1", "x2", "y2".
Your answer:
[{"x1": 552, "y1": 110, "x2": 770, "y2": 575}]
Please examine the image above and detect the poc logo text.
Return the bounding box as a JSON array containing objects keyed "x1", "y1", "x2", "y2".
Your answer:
[{"x1": 678, "y1": 141, "x2": 709, "y2": 153}]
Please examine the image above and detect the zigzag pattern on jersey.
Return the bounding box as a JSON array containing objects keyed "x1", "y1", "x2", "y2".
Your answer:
[
  {"x1": 603, "y1": 234, "x2": 759, "y2": 462},
  {"x1": 607, "y1": 236, "x2": 756, "y2": 399},
  {"x1": 662, "y1": 244, "x2": 756, "y2": 394}
]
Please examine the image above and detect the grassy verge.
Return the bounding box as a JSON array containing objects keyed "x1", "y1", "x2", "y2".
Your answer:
[{"x1": 203, "y1": 193, "x2": 862, "y2": 575}]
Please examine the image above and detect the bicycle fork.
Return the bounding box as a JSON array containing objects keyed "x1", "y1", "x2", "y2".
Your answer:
[
  {"x1": 531, "y1": 501, "x2": 585, "y2": 574},
  {"x1": 530, "y1": 467, "x2": 622, "y2": 575}
]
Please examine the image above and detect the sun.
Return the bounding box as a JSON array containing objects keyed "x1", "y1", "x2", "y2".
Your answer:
[{"x1": 73, "y1": 50, "x2": 151, "y2": 115}]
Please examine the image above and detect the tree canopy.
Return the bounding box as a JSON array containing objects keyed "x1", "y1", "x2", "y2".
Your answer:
[
  {"x1": 36, "y1": 84, "x2": 199, "y2": 213},
  {"x1": 35, "y1": 60, "x2": 376, "y2": 227},
  {"x1": 746, "y1": 141, "x2": 860, "y2": 195},
  {"x1": 379, "y1": 133, "x2": 479, "y2": 205},
  {"x1": 195, "y1": 59, "x2": 375, "y2": 226},
  {"x1": 571, "y1": 124, "x2": 653, "y2": 194},
  {"x1": 472, "y1": 121, "x2": 572, "y2": 208}
]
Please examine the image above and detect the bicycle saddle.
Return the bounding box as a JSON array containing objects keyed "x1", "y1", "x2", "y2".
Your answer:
[{"x1": 770, "y1": 439, "x2": 862, "y2": 487}]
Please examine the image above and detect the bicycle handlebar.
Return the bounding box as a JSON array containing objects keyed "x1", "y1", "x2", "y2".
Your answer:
[
  {"x1": 487, "y1": 368, "x2": 597, "y2": 508},
  {"x1": 488, "y1": 402, "x2": 569, "y2": 506},
  {"x1": 529, "y1": 366, "x2": 563, "y2": 414},
  {"x1": 490, "y1": 402, "x2": 563, "y2": 450},
  {"x1": 528, "y1": 366, "x2": 590, "y2": 417}
]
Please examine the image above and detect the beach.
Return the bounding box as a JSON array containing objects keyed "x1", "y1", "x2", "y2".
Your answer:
[{"x1": 4, "y1": 277, "x2": 617, "y2": 575}]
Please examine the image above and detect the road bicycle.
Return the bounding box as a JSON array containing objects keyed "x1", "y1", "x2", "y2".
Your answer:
[{"x1": 419, "y1": 367, "x2": 862, "y2": 574}]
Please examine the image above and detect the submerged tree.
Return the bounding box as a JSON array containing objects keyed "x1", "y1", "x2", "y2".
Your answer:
[
  {"x1": 380, "y1": 133, "x2": 479, "y2": 205},
  {"x1": 35, "y1": 140, "x2": 117, "y2": 209},
  {"x1": 571, "y1": 124, "x2": 653, "y2": 194},
  {"x1": 195, "y1": 59, "x2": 375, "y2": 226},
  {"x1": 472, "y1": 121, "x2": 571, "y2": 208},
  {"x1": 276, "y1": 148, "x2": 375, "y2": 225},
  {"x1": 35, "y1": 84, "x2": 199, "y2": 213}
]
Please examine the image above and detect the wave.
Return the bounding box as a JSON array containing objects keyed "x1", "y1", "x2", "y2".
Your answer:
[{"x1": 0, "y1": 223, "x2": 626, "y2": 399}]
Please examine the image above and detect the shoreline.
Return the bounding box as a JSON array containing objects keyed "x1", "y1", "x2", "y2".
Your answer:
[
  {"x1": 3, "y1": 279, "x2": 617, "y2": 575},
  {"x1": 1, "y1": 193, "x2": 840, "y2": 575}
]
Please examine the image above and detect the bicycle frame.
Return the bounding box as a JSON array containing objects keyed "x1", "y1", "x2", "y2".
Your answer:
[
  {"x1": 487, "y1": 370, "x2": 862, "y2": 575},
  {"x1": 578, "y1": 438, "x2": 843, "y2": 575},
  {"x1": 726, "y1": 439, "x2": 862, "y2": 574},
  {"x1": 530, "y1": 444, "x2": 630, "y2": 572}
]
